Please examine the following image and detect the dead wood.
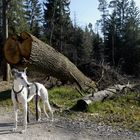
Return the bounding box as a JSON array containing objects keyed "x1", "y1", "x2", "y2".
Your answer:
[
  {"x1": 74, "y1": 84, "x2": 134, "y2": 111},
  {"x1": 3, "y1": 32, "x2": 97, "y2": 93},
  {"x1": 78, "y1": 61, "x2": 128, "y2": 90}
]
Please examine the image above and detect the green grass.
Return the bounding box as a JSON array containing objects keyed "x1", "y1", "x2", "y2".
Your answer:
[
  {"x1": 48, "y1": 87, "x2": 140, "y2": 131},
  {"x1": 49, "y1": 86, "x2": 81, "y2": 109},
  {"x1": 1, "y1": 87, "x2": 140, "y2": 131},
  {"x1": 86, "y1": 92, "x2": 140, "y2": 131}
]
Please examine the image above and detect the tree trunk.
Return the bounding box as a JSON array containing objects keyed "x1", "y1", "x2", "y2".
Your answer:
[
  {"x1": 74, "y1": 84, "x2": 134, "y2": 111},
  {"x1": 4, "y1": 32, "x2": 97, "y2": 93},
  {"x1": 2, "y1": 0, "x2": 11, "y2": 81},
  {"x1": 75, "y1": 90, "x2": 115, "y2": 111}
]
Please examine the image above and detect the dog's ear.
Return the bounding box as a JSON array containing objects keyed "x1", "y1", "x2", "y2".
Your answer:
[
  {"x1": 11, "y1": 68, "x2": 18, "y2": 76},
  {"x1": 24, "y1": 67, "x2": 27, "y2": 73}
]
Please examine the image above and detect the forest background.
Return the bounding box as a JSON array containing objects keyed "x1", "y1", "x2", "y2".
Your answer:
[{"x1": 1, "y1": 0, "x2": 140, "y2": 77}]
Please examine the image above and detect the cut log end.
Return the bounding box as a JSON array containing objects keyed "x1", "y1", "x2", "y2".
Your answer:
[
  {"x1": 77, "y1": 99, "x2": 89, "y2": 111},
  {"x1": 4, "y1": 32, "x2": 32, "y2": 64},
  {"x1": 71, "y1": 99, "x2": 93, "y2": 111},
  {"x1": 19, "y1": 32, "x2": 32, "y2": 59},
  {"x1": 4, "y1": 38, "x2": 21, "y2": 64}
]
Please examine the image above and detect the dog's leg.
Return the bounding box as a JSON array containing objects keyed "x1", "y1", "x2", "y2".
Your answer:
[
  {"x1": 43, "y1": 101, "x2": 49, "y2": 118},
  {"x1": 12, "y1": 102, "x2": 18, "y2": 132},
  {"x1": 46, "y1": 101, "x2": 53, "y2": 121},
  {"x1": 44, "y1": 100, "x2": 53, "y2": 121},
  {"x1": 27, "y1": 109, "x2": 30, "y2": 123},
  {"x1": 33, "y1": 96, "x2": 41, "y2": 121},
  {"x1": 21, "y1": 103, "x2": 28, "y2": 133},
  {"x1": 37, "y1": 103, "x2": 41, "y2": 122},
  {"x1": 41, "y1": 88, "x2": 53, "y2": 121}
]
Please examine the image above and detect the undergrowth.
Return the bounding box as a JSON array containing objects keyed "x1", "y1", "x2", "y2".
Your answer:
[{"x1": 0, "y1": 87, "x2": 140, "y2": 131}]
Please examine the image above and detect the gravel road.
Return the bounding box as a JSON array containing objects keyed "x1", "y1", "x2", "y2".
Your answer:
[{"x1": 0, "y1": 107, "x2": 140, "y2": 140}]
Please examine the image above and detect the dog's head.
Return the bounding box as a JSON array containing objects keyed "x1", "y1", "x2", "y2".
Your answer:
[
  {"x1": 11, "y1": 68, "x2": 19, "y2": 77},
  {"x1": 12, "y1": 68, "x2": 30, "y2": 87}
]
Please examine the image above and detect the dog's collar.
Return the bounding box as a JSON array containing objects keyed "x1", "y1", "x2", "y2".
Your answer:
[{"x1": 12, "y1": 86, "x2": 24, "y2": 94}]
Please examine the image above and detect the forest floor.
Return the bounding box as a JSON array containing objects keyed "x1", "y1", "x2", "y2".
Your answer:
[
  {"x1": 0, "y1": 81, "x2": 140, "y2": 140},
  {"x1": 0, "y1": 107, "x2": 140, "y2": 140}
]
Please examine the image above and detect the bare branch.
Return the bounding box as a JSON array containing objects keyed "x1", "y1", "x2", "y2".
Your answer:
[{"x1": 96, "y1": 67, "x2": 104, "y2": 85}]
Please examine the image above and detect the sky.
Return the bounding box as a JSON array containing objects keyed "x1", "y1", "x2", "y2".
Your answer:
[
  {"x1": 70, "y1": 0, "x2": 100, "y2": 27},
  {"x1": 70, "y1": 0, "x2": 140, "y2": 28}
]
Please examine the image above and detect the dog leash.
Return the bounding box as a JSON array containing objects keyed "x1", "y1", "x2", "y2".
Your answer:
[
  {"x1": 33, "y1": 82, "x2": 39, "y2": 121},
  {"x1": 12, "y1": 83, "x2": 39, "y2": 121},
  {"x1": 12, "y1": 86, "x2": 24, "y2": 103},
  {"x1": 12, "y1": 86, "x2": 31, "y2": 103}
]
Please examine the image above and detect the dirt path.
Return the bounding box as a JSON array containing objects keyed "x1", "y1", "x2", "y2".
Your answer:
[
  {"x1": 0, "y1": 108, "x2": 140, "y2": 140},
  {"x1": 0, "y1": 110, "x2": 98, "y2": 140},
  {"x1": 0, "y1": 81, "x2": 140, "y2": 140}
]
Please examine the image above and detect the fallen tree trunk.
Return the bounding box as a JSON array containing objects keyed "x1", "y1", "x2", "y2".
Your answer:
[
  {"x1": 74, "y1": 84, "x2": 134, "y2": 111},
  {"x1": 75, "y1": 90, "x2": 115, "y2": 111},
  {"x1": 3, "y1": 32, "x2": 96, "y2": 93}
]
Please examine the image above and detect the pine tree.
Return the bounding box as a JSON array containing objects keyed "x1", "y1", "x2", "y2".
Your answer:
[
  {"x1": 91, "y1": 33, "x2": 103, "y2": 62},
  {"x1": 24, "y1": 0, "x2": 42, "y2": 37},
  {"x1": 8, "y1": 0, "x2": 29, "y2": 34},
  {"x1": 121, "y1": 0, "x2": 140, "y2": 75},
  {"x1": 44, "y1": 0, "x2": 71, "y2": 52},
  {"x1": 1, "y1": 0, "x2": 12, "y2": 81},
  {"x1": 104, "y1": 12, "x2": 117, "y2": 65},
  {"x1": 80, "y1": 25, "x2": 93, "y2": 63},
  {"x1": 115, "y1": 0, "x2": 130, "y2": 39},
  {"x1": 102, "y1": 0, "x2": 140, "y2": 75},
  {"x1": 98, "y1": 0, "x2": 108, "y2": 42}
]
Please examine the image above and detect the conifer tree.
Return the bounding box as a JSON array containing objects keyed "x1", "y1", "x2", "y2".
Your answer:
[
  {"x1": 44, "y1": 0, "x2": 71, "y2": 52},
  {"x1": 98, "y1": 0, "x2": 108, "y2": 42},
  {"x1": 24, "y1": 0, "x2": 42, "y2": 37},
  {"x1": 102, "y1": 0, "x2": 140, "y2": 75},
  {"x1": 8, "y1": 0, "x2": 29, "y2": 34},
  {"x1": 121, "y1": 0, "x2": 140, "y2": 74}
]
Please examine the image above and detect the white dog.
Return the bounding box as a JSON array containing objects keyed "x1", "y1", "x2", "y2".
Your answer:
[{"x1": 11, "y1": 68, "x2": 53, "y2": 133}]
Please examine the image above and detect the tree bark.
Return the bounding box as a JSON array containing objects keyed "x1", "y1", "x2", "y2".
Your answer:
[
  {"x1": 2, "y1": 0, "x2": 11, "y2": 81},
  {"x1": 4, "y1": 32, "x2": 97, "y2": 93},
  {"x1": 74, "y1": 84, "x2": 134, "y2": 111},
  {"x1": 74, "y1": 88, "x2": 117, "y2": 111}
]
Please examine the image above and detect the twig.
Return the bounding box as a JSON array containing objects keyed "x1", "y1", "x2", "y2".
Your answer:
[{"x1": 75, "y1": 87, "x2": 83, "y2": 96}]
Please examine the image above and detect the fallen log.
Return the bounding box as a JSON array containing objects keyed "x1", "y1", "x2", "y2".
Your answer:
[
  {"x1": 74, "y1": 84, "x2": 133, "y2": 111},
  {"x1": 3, "y1": 32, "x2": 96, "y2": 93}
]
